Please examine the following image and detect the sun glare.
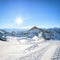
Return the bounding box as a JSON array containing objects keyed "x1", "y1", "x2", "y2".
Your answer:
[{"x1": 15, "y1": 17, "x2": 23, "y2": 25}]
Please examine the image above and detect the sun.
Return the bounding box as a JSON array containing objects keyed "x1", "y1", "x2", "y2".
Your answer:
[{"x1": 15, "y1": 17, "x2": 23, "y2": 25}]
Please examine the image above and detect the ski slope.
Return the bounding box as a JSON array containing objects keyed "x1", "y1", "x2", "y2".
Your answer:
[
  {"x1": 19, "y1": 40, "x2": 59, "y2": 60},
  {"x1": 0, "y1": 40, "x2": 60, "y2": 60}
]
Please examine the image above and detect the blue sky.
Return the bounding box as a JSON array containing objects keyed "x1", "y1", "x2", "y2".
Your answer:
[{"x1": 0, "y1": 0, "x2": 60, "y2": 29}]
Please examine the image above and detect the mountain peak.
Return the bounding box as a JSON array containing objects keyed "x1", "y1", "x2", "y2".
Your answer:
[{"x1": 29, "y1": 26, "x2": 39, "y2": 30}]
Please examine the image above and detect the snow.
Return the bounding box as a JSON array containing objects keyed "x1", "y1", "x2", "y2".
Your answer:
[
  {"x1": 0, "y1": 40, "x2": 33, "y2": 60},
  {"x1": 51, "y1": 46, "x2": 60, "y2": 60},
  {"x1": 32, "y1": 36, "x2": 39, "y2": 41},
  {"x1": 18, "y1": 40, "x2": 60, "y2": 60},
  {"x1": 41, "y1": 44, "x2": 58, "y2": 60},
  {"x1": 0, "y1": 38, "x2": 60, "y2": 60}
]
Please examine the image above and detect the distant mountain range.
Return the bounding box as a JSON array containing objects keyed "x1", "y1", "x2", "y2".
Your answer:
[{"x1": 0, "y1": 26, "x2": 60, "y2": 41}]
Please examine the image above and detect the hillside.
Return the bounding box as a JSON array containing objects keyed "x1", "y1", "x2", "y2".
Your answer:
[{"x1": 0, "y1": 26, "x2": 60, "y2": 41}]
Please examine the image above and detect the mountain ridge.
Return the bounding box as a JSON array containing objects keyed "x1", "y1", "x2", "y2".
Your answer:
[{"x1": 0, "y1": 26, "x2": 60, "y2": 41}]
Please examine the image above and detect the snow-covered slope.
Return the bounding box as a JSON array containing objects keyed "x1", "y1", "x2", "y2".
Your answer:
[
  {"x1": 0, "y1": 40, "x2": 60, "y2": 60},
  {"x1": 27, "y1": 26, "x2": 60, "y2": 40},
  {"x1": 0, "y1": 26, "x2": 60, "y2": 41}
]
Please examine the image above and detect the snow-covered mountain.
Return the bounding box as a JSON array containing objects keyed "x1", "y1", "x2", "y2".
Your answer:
[
  {"x1": 0, "y1": 26, "x2": 60, "y2": 41},
  {"x1": 25, "y1": 26, "x2": 60, "y2": 40}
]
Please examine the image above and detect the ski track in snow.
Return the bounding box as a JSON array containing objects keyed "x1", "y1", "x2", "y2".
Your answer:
[
  {"x1": 18, "y1": 41, "x2": 60, "y2": 60},
  {"x1": 19, "y1": 46, "x2": 49, "y2": 60},
  {"x1": 0, "y1": 40, "x2": 60, "y2": 60},
  {"x1": 51, "y1": 46, "x2": 60, "y2": 60}
]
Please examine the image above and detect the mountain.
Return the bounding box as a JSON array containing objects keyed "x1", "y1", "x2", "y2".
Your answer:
[
  {"x1": 27, "y1": 26, "x2": 60, "y2": 40},
  {"x1": 0, "y1": 29, "x2": 7, "y2": 41},
  {"x1": 0, "y1": 26, "x2": 60, "y2": 41},
  {"x1": 29, "y1": 26, "x2": 40, "y2": 30}
]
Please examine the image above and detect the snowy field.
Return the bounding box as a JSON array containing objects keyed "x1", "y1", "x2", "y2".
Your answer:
[{"x1": 0, "y1": 39, "x2": 60, "y2": 60}]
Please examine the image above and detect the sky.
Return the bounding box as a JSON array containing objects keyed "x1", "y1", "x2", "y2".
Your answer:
[{"x1": 0, "y1": 0, "x2": 60, "y2": 29}]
